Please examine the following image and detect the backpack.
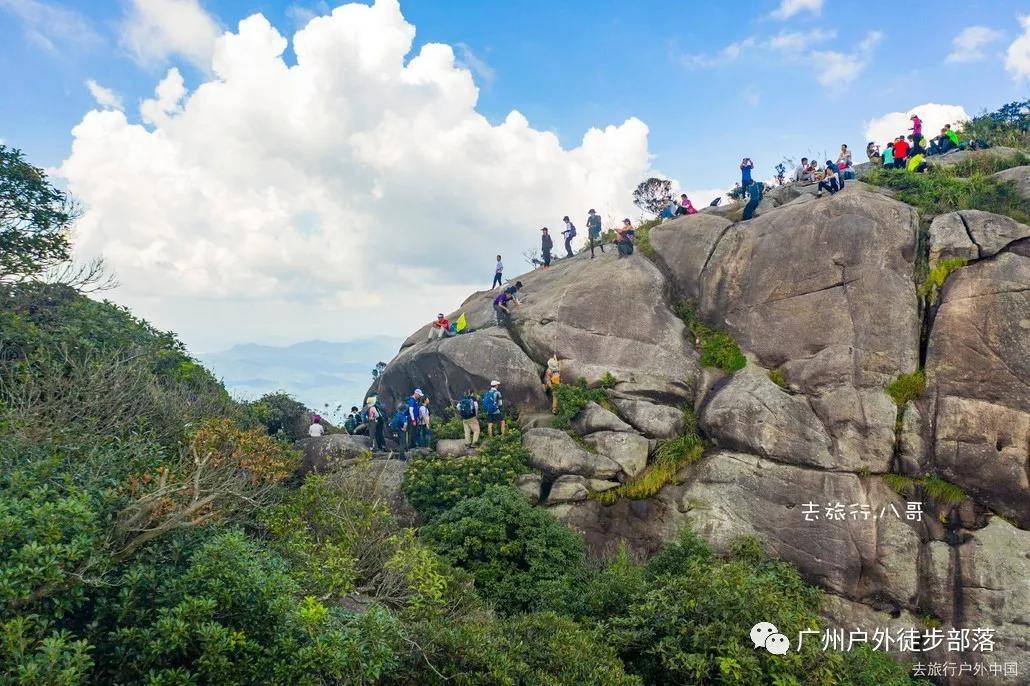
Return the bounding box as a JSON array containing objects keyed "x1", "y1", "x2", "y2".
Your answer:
[
  {"x1": 389, "y1": 410, "x2": 407, "y2": 431},
  {"x1": 481, "y1": 389, "x2": 499, "y2": 415},
  {"x1": 458, "y1": 396, "x2": 477, "y2": 419},
  {"x1": 566, "y1": 223, "x2": 577, "y2": 238}
]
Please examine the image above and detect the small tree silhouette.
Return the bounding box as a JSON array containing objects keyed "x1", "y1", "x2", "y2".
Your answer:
[{"x1": 632, "y1": 177, "x2": 672, "y2": 217}]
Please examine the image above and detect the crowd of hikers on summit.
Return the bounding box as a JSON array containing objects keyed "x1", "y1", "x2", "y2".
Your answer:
[{"x1": 310, "y1": 110, "x2": 999, "y2": 459}]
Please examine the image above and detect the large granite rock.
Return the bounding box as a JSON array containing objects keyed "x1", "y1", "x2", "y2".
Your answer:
[
  {"x1": 547, "y1": 475, "x2": 589, "y2": 504},
  {"x1": 583, "y1": 430, "x2": 650, "y2": 479},
  {"x1": 375, "y1": 328, "x2": 546, "y2": 412},
  {"x1": 611, "y1": 397, "x2": 685, "y2": 439},
  {"x1": 926, "y1": 146, "x2": 1025, "y2": 170},
  {"x1": 928, "y1": 210, "x2": 1030, "y2": 267},
  {"x1": 522, "y1": 428, "x2": 621, "y2": 479},
  {"x1": 295, "y1": 433, "x2": 371, "y2": 475},
  {"x1": 699, "y1": 367, "x2": 838, "y2": 470},
  {"x1": 571, "y1": 401, "x2": 632, "y2": 434},
  {"x1": 699, "y1": 191, "x2": 920, "y2": 472},
  {"x1": 926, "y1": 519, "x2": 1030, "y2": 683},
  {"x1": 649, "y1": 213, "x2": 732, "y2": 300},
  {"x1": 991, "y1": 164, "x2": 1030, "y2": 200},
  {"x1": 925, "y1": 251, "x2": 1030, "y2": 525}
]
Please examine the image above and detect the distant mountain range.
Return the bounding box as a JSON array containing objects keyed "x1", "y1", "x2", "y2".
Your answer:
[{"x1": 199, "y1": 337, "x2": 403, "y2": 420}]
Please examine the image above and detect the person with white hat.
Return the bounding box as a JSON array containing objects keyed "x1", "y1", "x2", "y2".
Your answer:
[
  {"x1": 406, "y1": 389, "x2": 424, "y2": 448},
  {"x1": 481, "y1": 380, "x2": 505, "y2": 437}
]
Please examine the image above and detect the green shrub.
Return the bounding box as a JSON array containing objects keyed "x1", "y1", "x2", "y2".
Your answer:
[
  {"x1": 403, "y1": 432, "x2": 530, "y2": 520},
  {"x1": 421, "y1": 486, "x2": 584, "y2": 615},
  {"x1": 886, "y1": 370, "x2": 925, "y2": 406},
  {"x1": 552, "y1": 381, "x2": 610, "y2": 430},
  {"x1": 430, "y1": 411, "x2": 464, "y2": 440},
  {"x1": 958, "y1": 100, "x2": 1029, "y2": 150},
  {"x1": 866, "y1": 165, "x2": 1029, "y2": 224},
  {"x1": 948, "y1": 152, "x2": 1030, "y2": 177},
  {"x1": 631, "y1": 218, "x2": 661, "y2": 259},
  {"x1": 599, "y1": 371, "x2": 618, "y2": 389},
  {"x1": 675, "y1": 301, "x2": 746, "y2": 374},
  {"x1": 920, "y1": 258, "x2": 967, "y2": 301}
]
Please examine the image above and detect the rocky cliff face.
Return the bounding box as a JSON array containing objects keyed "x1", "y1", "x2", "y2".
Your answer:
[{"x1": 372, "y1": 175, "x2": 1029, "y2": 682}]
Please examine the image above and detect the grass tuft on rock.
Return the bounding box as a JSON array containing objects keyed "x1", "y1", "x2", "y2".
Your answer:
[
  {"x1": 768, "y1": 368, "x2": 787, "y2": 389},
  {"x1": 885, "y1": 371, "x2": 925, "y2": 406},
  {"x1": 920, "y1": 258, "x2": 967, "y2": 301},
  {"x1": 674, "y1": 301, "x2": 746, "y2": 374},
  {"x1": 883, "y1": 474, "x2": 917, "y2": 497},
  {"x1": 552, "y1": 380, "x2": 611, "y2": 431},
  {"x1": 921, "y1": 475, "x2": 967, "y2": 506}
]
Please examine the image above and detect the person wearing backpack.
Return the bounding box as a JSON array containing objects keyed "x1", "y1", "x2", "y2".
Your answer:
[
  {"x1": 366, "y1": 396, "x2": 386, "y2": 451},
  {"x1": 406, "y1": 389, "x2": 424, "y2": 448},
  {"x1": 586, "y1": 209, "x2": 604, "y2": 258},
  {"x1": 456, "y1": 390, "x2": 480, "y2": 447},
  {"x1": 561, "y1": 216, "x2": 577, "y2": 258},
  {"x1": 482, "y1": 380, "x2": 506, "y2": 437},
  {"x1": 344, "y1": 406, "x2": 360, "y2": 434},
  {"x1": 388, "y1": 404, "x2": 408, "y2": 459},
  {"x1": 540, "y1": 227, "x2": 553, "y2": 267}
]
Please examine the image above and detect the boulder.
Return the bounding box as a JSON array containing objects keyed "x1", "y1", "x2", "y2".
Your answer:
[
  {"x1": 511, "y1": 252, "x2": 699, "y2": 400},
  {"x1": 928, "y1": 210, "x2": 1030, "y2": 267},
  {"x1": 925, "y1": 252, "x2": 1030, "y2": 525},
  {"x1": 583, "y1": 431, "x2": 650, "y2": 479},
  {"x1": 991, "y1": 164, "x2": 1030, "y2": 200},
  {"x1": 698, "y1": 191, "x2": 920, "y2": 472},
  {"x1": 679, "y1": 451, "x2": 923, "y2": 604},
  {"x1": 375, "y1": 328, "x2": 546, "y2": 412},
  {"x1": 547, "y1": 475, "x2": 589, "y2": 504},
  {"x1": 435, "y1": 438, "x2": 470, "y2": 457},
  {"x1": 295, "y1": 433, "x2": 371, "y2": 475},
  {"x1": 331, "y1": 457, "x2": 414, "y2": 522},
  {"x1": 611, "y1": 398, "x2": 685, "y2": 439},
  {"x1": 570, "y1": 401, "x2": 632, "y2": 434},
  {"x1": 515, "y1": 473, "x2": 542, "y2": 504},
  {"x1": 649, "y1": 213, "x2": 732, "y2": 301},
  {"x1": 698, "y1": 367, "x2": 837, "y2": 470},
  {"x1": 926, "y1": 519, "x2": 1030, "y2": 681},
  {"x1": 522, "y1": 428, "x2": 621, "y2": 479}
]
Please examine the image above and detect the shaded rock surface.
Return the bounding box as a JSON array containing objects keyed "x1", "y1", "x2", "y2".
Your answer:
[{"x1": 522, "y1": 428, "x2": 621, "y2": 479}]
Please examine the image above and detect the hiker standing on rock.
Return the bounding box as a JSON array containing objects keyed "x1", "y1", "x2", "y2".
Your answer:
[
  {"x1": 456, "y1": 390, "x2": 480, "y2": 447},
  {"x1": 406, "y1": 389, "x2": 423, "y2": 449},
  {"x1": 540, "y1": 227, "x2": 553, "y2": 267},
  {"x1": 366, "y1": 396, "x2": 386, "y2": 451},
  {"x1": 388, "y1": 404, "x2": 408, "y2": 459},
  {"x1": 586, "y1": 209, "x2": 604, "y2": 258},
  {"x1": 418, "y1": 396, "x2": 432, "y2": 448},
  {"x1": 482, "y1": 380, "x2": 506, "y2": 437},
  {"x1": 344, "y1": 406, "x2": 361, "y2": 434},
  {"x1": 492, "y1": 255, "x2": 504, "y2": 289},
  {"x1": 561, "y1": 216, "x2": 577, "y2": 258},
  {"x1": 543, "y1": 353, "x2": 561, "y2": 415},
  {"x1": 740, "y1": 158, "x2": 754, "y2": 198},
  {"x1": 742, "y1": 180, "x2": 764, "y2": 220}
]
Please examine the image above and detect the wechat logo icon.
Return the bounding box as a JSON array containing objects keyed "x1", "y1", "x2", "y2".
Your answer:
[{"x1": 750, "y1": 622, "x2": 790, "y2": 655}]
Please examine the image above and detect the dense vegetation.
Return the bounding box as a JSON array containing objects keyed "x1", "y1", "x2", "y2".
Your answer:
[{"x1": 1, "y1": 147, "x2": 930, "y2": 684}]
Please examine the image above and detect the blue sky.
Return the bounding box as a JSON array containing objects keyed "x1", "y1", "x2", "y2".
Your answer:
[
  {"x1": 1, "y1": 0, "x2": 1028, "y2": 356},
  {"x1": 3, "y1": 0, "x2": 1027, "y2": 189}
]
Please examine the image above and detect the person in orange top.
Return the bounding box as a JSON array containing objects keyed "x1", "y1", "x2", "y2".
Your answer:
[{"x1": 892, "y1": 137, "x2": 910, "y2": 169}]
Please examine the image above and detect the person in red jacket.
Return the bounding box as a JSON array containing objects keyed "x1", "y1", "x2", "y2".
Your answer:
[{"x1": 892, "y1": 137, "x2": 910, "y2": 169}]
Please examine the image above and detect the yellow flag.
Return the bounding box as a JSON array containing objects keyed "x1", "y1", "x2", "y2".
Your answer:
[{"x1": 455, "y1": 313, "x2": 468, "y2": 332}]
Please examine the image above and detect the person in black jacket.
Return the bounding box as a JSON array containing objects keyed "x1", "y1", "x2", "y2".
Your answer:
[{"x1": 540, "y1": 227, "x2": 553, "y2": 267}]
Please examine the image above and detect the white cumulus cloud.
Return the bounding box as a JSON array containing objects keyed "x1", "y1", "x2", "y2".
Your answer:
[
  {"x1": 946, "y1": 26, "x2": 1002, "y2": 63},
  {"x1": 863, "y1": 103, "x2": 970, "y2": 146},
  {"x1": 85, "y1": 80, "x2": 124, "y2": 111},
  {"x1": 120, "y1": 0, "x2": 222, "y2": 70},
  {"x1": 1005, "y1": 15, "x2": 1030, "y2": 80},
  {"x1": 59, "y1": 0, "x2": 652, "y2": 350},
  {"x1": 815, "y1": 31, "x2": 882, "y2": 90},
  {"x1": 770, "y1": 0, "x2": 823, "y2": 21}
]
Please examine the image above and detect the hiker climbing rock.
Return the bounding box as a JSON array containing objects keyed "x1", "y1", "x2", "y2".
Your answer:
[
  {"x1": 482, "y1": 380, "x2": 506, "y2": 437},
  {"x1": 493, "y1": 288, "x2": 516, "y2": 326},
  {"x1": 562, "y1": 216, "x2": 577, "y2": 258},
  {"x1": 543, "y1": 353, "x2": 561, "y2": 415}
]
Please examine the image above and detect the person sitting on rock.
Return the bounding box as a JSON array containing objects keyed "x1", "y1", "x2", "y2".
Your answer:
[
  {"x1": 817, "y1": 162, "x2": 841, "y2": 197},
  {"x1": 540, "y1": 227, "x2": 553, "y2": 267},
  {"x1": 866, "y1": 142, "x2": 880, "y2": 164},
  {"x1": 456, "y1": 390, "x2": 480, "y2": 447},
  {"x1": 586, "y1": 209, "x2": 604, "y2": 258},
  {"x1": 308, "y1": 414, "x2": 325, "y2": 437},
  {"x1": 944, "y1": 124, "x2": 961, "y2": 150},
  {"x1": 615, "y1": 218, "x2": 635, "y2": 257},
  {"x1": 427, "y1": 313, "x2": 453, "y2": 341},
  {"x1": 493, "y1": 289, "x2": 515, "y2": 326},
  {"x1": 675, "y1": 194, "x2": 698, "y2": 216},
  {"x1": 794, "y1": 157, "x2": 812, "y2": 182},
  {"x1": 481, "y1": 380, "x2": 506, "y2": 437},
  {"x1": 907, "y1": 134, "x2": 926, "y2": 157},
  {"x1": 543, "y1": 353, "x2": 561, "y2": 415},
  {"x1": 906, "y1": 151, "x2": 927, "y2": 173}
]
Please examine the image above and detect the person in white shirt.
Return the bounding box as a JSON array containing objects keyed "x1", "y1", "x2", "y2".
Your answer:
[
  {"x1": 794, "y1": 157, "x2": 812, "y2": 183},
  {"x1": 308, "y1": 415, "x2": 325, "y2": 437},
  {"x1": 492, "y1": 255, "x2": 504, "y2": 289}
]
